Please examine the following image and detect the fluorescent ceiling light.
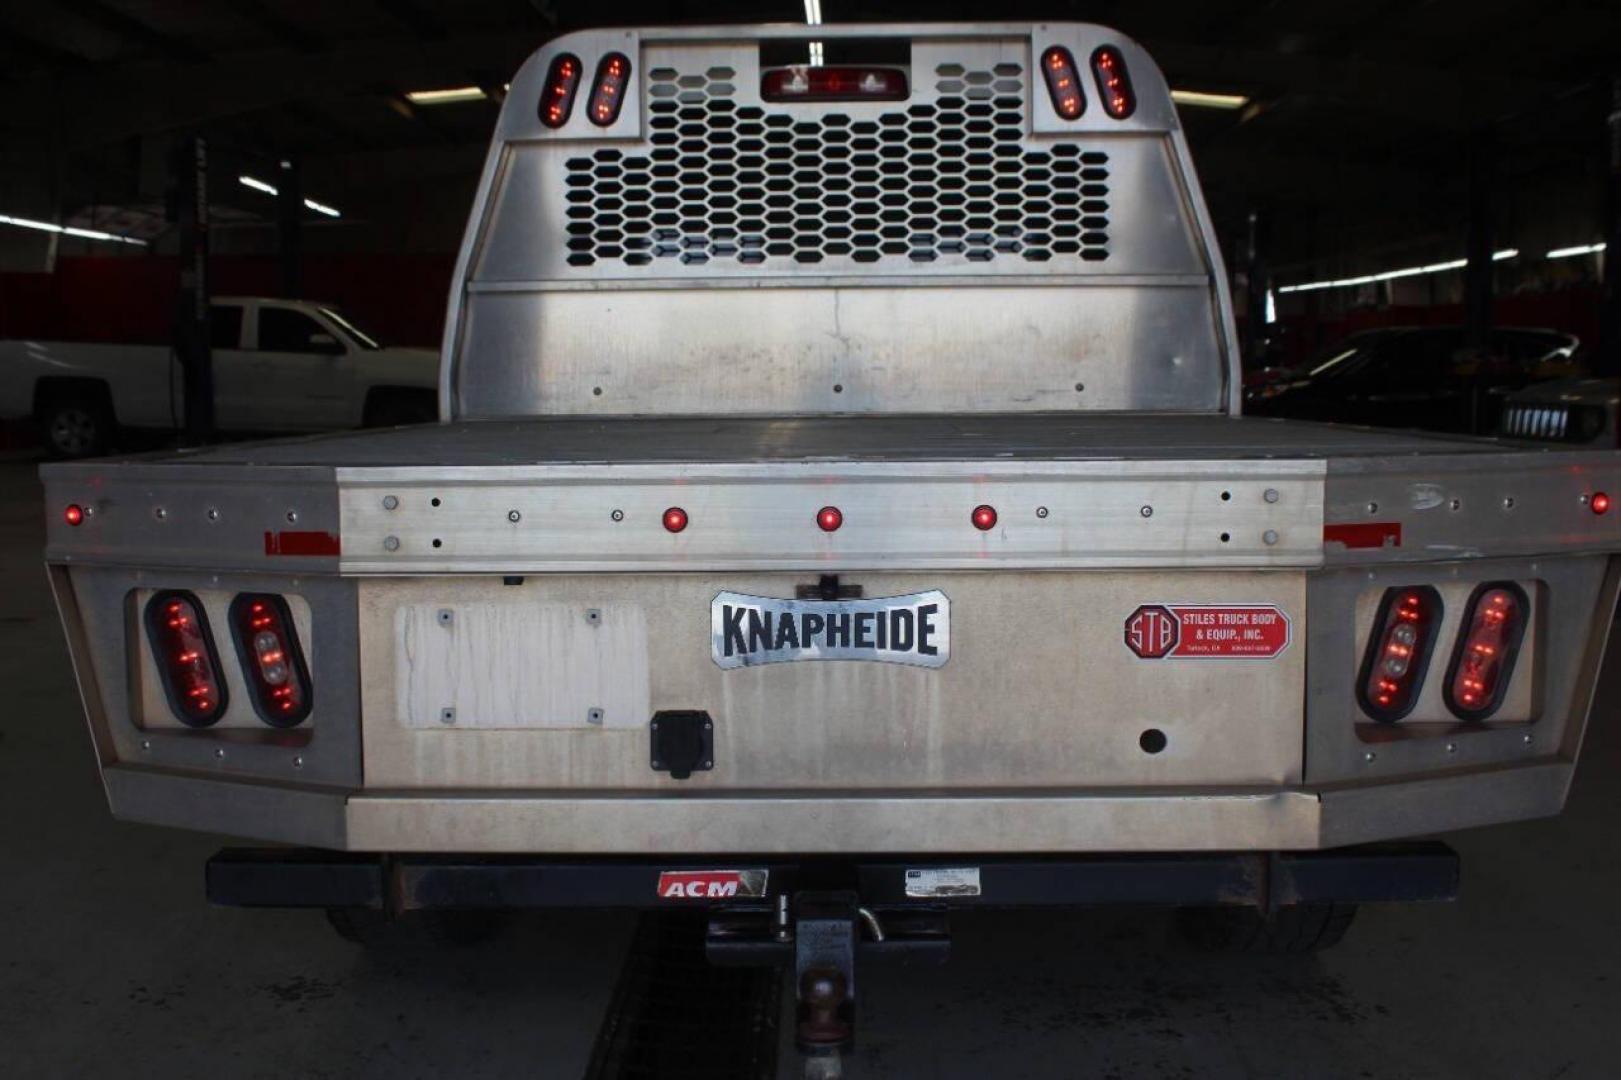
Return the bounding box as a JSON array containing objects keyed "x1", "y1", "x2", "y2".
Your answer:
[
  {"x1": 405, "y1": 86, "x2": 486, "y2": 105},
  {"x1": 1546, "y1": 242, "x2": 1607, "y2": 259},
  {"x1": 0, "y1": 213, "x2": 146, "y2": 246},
  {"x1": 803, "y1": 0, "x2": 822, "y2": 26},
  {"x1": 1171, "y1": 89, "x2": 1250, "y2": 109},
  {"x1": 238, "y1": 175, "x2": 342, "y2": 219},
  {"x1": 1277, "y1": 249, "x2": 1519, "y2": 294}
]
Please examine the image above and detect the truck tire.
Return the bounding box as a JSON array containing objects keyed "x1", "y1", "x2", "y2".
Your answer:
[
  {"x1": 39, "y1": 394, "x2": 113, "y2": 458},
  {"x1": 1175, "y1": 902, "x2": 1358, "y2": 955},
  {"x1": 324, "y1": 907, "x2": 510, "y2": 948}
]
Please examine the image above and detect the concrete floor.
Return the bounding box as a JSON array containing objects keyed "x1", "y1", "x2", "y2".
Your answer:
[{"x1": 3, "y1": 458, "x2": 1618, "y2": 1078}]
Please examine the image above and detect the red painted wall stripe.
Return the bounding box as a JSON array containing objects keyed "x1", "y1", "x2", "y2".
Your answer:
[
  {"x1": 263, "y1": 530, "x2": 342, "y2": 556},
  {"x1": 1323, "y1": 522, "x2": 1402, "y2": 549}
]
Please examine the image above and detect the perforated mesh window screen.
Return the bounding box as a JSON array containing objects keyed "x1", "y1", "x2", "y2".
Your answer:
[{"x1": 563, "y1": 62, "x2": 1110, "y2": 268}]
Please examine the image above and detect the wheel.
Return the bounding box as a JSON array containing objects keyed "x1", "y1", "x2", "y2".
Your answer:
[
  {"x1": 39, "y1": 396, "x2": 112, "y2": 458},
  {"x1": 324, "y1": 907, "x2": 510, "y2": 948},
  {"x1": 1175, "y1": 902, "x2": 1358, "y2": 955}
]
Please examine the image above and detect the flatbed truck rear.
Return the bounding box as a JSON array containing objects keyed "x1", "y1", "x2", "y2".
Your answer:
[{"x1": 41, "y1": 22, "x2": 1621, "y2": 1065}]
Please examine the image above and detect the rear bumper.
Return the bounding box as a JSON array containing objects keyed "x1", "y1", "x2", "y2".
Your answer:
[
  {"x1": 205, "y1": 843, "x2": 1461, "y2": 912},
  {"x1": 104, "y1": 760, "x2": 1573, "y2": 853}
]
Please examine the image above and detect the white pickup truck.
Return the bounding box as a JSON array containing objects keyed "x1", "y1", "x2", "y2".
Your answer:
[{"x1": 0, "y1": 296, "x2": 438, "y2": 457}]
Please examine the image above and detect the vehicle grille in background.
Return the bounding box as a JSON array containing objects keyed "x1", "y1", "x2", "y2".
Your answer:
[
  {"x1": 564, "y1": 63, "x2": 1110, "y2": 268},
  {"x1": 1502, "y1": 403, "x2": 1605, "y2": 443}
]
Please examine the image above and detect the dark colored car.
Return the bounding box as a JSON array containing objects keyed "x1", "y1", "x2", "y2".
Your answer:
[{"x1": 1245, "y1": 326, "x2": 1582, "y2": 435}]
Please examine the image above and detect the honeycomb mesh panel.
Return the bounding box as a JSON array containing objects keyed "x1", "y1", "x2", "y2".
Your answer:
[{"x1": 562, "y1": 62, "x2": 1110, "y2": 268}]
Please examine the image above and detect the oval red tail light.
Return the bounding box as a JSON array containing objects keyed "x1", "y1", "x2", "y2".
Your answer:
[
  {"x1": 539, "y1": 53, "x2": 583, "y2": 128},
  {"x1": 588, "y1": 52, "x2": 631, "y2": 127},
  {"x1": 1040, "y1": 46, "x2": 1085, "y2": 120},
  {"x1": 1090, "y1": 45, "x2": 1136, "y2": 119},
  {"x1": 230, "y1": 594, "x2": 312, "y2": 727},
  {"x1": 1445, "y1": 583, "x2": 1529, "y2": 720},
  {"x1": 1358, "y1": 586, "x2": 1443, "y2": 722},
  {"x1": 145, "y1": 591, "x2": 227, "y2": 727}
]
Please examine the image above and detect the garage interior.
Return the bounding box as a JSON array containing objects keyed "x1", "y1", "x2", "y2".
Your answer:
[{"x1": 2, "y1": 2, "x2": 1620, "y2": 1078}]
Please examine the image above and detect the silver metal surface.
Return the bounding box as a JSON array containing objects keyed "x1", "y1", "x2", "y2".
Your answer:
[
  {"x1": 103, "y1": 766, "x2": 348, "y2": 849},
  {"x1": 444, "y1": 23, "x2": 1239, "y2": 419},
  {"x1": 356, "y1": 571, "x2": 1309, "y2": 792}
]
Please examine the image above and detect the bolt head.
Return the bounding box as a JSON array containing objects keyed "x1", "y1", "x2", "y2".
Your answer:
[
  {"x1": 1262, "y1": 529, "x2": 1279, "y2": 546},
  {"x1": 508, "y1": 509, "x2": 521, "y2": 523},
  {"x1": 1140, "y1": 505, "x2": 1153, "y2": 519},
  {"x1": 383, "y1": 495, "x2": 399, "y2": 510},
  {"x1": 1263, "y1": 488, "x2": 1280, "y2": 504},
  {"x1": 383, "y1": 535, "x2": 400, "y2": 551}
]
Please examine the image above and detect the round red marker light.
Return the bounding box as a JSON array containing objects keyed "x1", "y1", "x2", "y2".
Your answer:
[
  {"x1": 972, "y1": 505, "x2": 998, "y2": 531},
  {"x1": 1591, "y1": 492, "x2": 1611, "y2": 515},
  {"x1": 816, "y1": 506, "x2": 843, "y2": 532},
  {"x1": 662, "y1": 507, "x2": 689, "y2": 533},
  {"x1": 64, "y1": 504, "x2": 85, "y2": 526}
]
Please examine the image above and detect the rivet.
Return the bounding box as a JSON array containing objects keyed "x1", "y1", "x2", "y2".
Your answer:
[
  {"x1": 1035, "y1": 506, "x2": 1049, "y2": 519},
  {"x1": 140, "y1": 739, "x2": 152, "y2": 752},
  {"x1": 1522, "y1": 734, "x2": 1533, "y2": 745},
  {"x1": 1364, "y1": 751, "x2": 1376, "y2": 763},
  {"x1": 611, "y1": 509, "x2": 625, "y2": 522},
  {"x1": 286, "y1": 509, "x2": 299, "y2": 523},
  {"x1": 206, "y1": 507, "x2": 220, "y2": 522},
  {"x1": 214, "y1": 747, "x2": 226, "y2": 760},
  {"x1": 702, "y1": 760, "x2": 713, "y2": 769},
  {"x1": 153, "y1": 506, "x2": 167, "y2": 520},
  {"x1": 383, "y1": 536, "x2": 400, "y2": 551},
  {"x1": 585, "y1": 609, "x2": 602, "y2": 625},
  {"x1": 1140, "y1": 505, "x2": 1153, "y2": 518},
  {"x1": 1263, "y1": 488, "x2": 1280, "y2": 504},
  {"x1": 1367, "y1": 501, "x2": 1379, "y2": 514},
  {"x1": 508, "y1": 509, "x2": 521, "y2": 523},
  {"x1": 1502, "y1": 496, "x2": 1515, "y2": 510},
  {"x1": 1448, "y1": 498, "x2": 1461, "y2": 512},
  {"x1": 832, "y1": 383, "x2": 844, "y2": 393},
  {"x1": 1262, "y1": 529, "x2": 1279, "y2": 546},
  {"x1": 587, "y1": 708, "x2": 604, "y2": 725},
  {"x1": 292, "y1": 755, "x2": 304, "y2": 769},
  {"x1": 1446, "y1": 742, "x2": 1458, "y2": 754},
  {"x1": 440, "y1": 708, "x2": 456, "y2": 725},
  {"x1": 592, "y1": 386, "x2": 603, "y2": 396},
  {"x1": 1074, "y1": 382, "x2": 1085, "y2": 392},
  {"x1": 383, "y1": 495, "x2": 399, "y2": 511},
  {"x1": 437, "y1": 609, "x2": 454, "y2": 627}
]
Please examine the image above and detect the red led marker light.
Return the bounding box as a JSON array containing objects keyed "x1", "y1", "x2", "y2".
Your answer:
[
  {"x1": 144, "y1": 591, "x2": 227, "y2": 727},
  {"x1": 538, "y1": 53, "x2": 583, "y2": 128},
  {"x1": 817, "y1": 506, "x2": 843, "y2": 532},
  {"x1": 588, "y1": 52, "x2": 631, "y2": 127},
  {"x1": 1591, "y1": 492, "x2": 1611, "y2": 515},
  {"x1": 1357, "y1": 586, "x2": 1443, "y2": 722},
  {"x1": 230, "y1": 594, "x2": 312, "y2": 727},
  {"x1": 662, "y1": 507, "x2": 689, "y2": 533},
  {"x1": 1040, "y1": 46, "x2": 1084, "y2": 119},
  {"x1": 1090, "y1": 45, "x2": 1136, "y2": 119},
  {"x1": 761, "y1": 66, "x2": 909, "y2": 102},
  {"x1": 972, "y1": 505, "x2": 998, "y2": 531},
  {"x1": 1445, "y1": 583, "x2": 1529, "y2": 720},
  {"x1": 63, "y1": 503, "x2": 84, "y2": 526}
]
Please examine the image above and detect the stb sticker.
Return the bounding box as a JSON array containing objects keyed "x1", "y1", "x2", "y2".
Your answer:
[
  {"x1": 712, "y1": 590, "x2": 949, "y2": 669},
  {"x1": 1125, "y1": 604, "x2": 1291, "y2": 660},
  {"x1": 657, "y1": 869, "x2": 769, "y2": 900}
]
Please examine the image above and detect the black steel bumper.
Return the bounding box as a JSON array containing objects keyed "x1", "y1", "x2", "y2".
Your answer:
[{"x1": 206, "y1": 842, "x2": 1459, "y2": 912}]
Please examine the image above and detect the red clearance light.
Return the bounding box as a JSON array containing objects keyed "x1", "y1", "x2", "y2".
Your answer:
[
  {"x1": 539, "y1": 53, "x2": 583, "y2": 128},
  {"x1": 1445, "y1": 583, "x2": 1529, "y2": 720},
  {"x1": 817, "y1": 506, "x2": 843, "y2": 532},
  {"x1": 662, "y1": 507, "x2": 689, "y2": 533},
  {"x1": 1040, "y1": 46, "x2": 1084, "y2": 119},
  {"x1": 1090, "y1": 45, "x2": 1136, "y2": 119},
  {"x1": 761, "y1": 66, "x2": 909, "y2": 102},
  {"x1": 230, "y1": 594, "x2": 312, "y2": 727},
  {"x1": 588, "y1": 52, "x2": 631, "y2": 127},
  {"x1": 64, "y1": 503, "x2": 84, "y2": 526},
  {"x1": 972, "y1": 505, "x2": 998, "y2": 531},
  {"x1": 1591, "y1": 492, "x2": 1611, "y2": 515},
  {"x1": 1357, "y1": 586, "x2": 1443, "y2": 722},
  {"x1": 144, "y1": 591, "x2": 227, "y2": 727}
]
